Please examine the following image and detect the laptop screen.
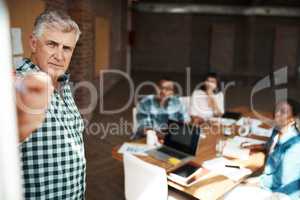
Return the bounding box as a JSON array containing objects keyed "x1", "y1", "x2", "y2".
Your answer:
[{"x1": 164, "y1": 121, "x2": 201, "y2": 155}]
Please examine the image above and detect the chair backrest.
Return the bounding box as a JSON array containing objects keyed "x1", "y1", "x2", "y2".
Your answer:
[
  {"x1": 123, "y1": 153, "x2": 168, "y2": 200},
  {"x1": 132, "y1": 107, "x2": 138, "y2": 133},
  {"x1": 179, "y1": 96, "x2": 191, "y2": 114}
]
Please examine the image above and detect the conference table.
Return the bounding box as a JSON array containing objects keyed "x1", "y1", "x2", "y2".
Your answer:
[{"x1": 111, "y1": 106, "x2": 272, "y2": 200}]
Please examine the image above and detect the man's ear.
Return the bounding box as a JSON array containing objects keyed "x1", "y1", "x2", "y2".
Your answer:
[{"x1": 29, "y1": 34, "x2": 37, "y2": 53}]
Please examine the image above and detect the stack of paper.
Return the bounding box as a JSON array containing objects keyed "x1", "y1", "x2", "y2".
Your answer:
[
  {"x1": 230, "y1": 136, "x2": 266, "y2": 146},
  {"x1": 223, "y1": 144, "x2": 250, "y2": 160},
  {"x1": 222, "y1": 136, "x2": 266, "y2": 160},
  {"x1": 210, "y1": 117, "x2": 237, "y2": 126},
  {"x1": 202, "y1": 157, "x2": 252, "y2": 181},
  {"x1": 118, "y1": 143, "x2": 155, "y2": 156},
  {"x1": 236, "y1": 117, "x2": 273, "y2": 138}
]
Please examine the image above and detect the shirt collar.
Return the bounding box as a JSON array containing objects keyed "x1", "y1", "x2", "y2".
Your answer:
[
  {"x1": 279, "y1": 123, "x2": 299, "y2": 144},
  {"x1": 18, "y1": 58, "x2": 41, "y2": 71},
  {"x1": 154, "y1": 95, "x2": 173, "y2": 108},
  {"x1": 20, "y1": 58, "x2": 70, "y2": 84}
]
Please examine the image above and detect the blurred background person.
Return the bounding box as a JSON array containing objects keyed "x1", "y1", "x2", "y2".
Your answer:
[
  {"x1": 190, "y1": 72, "x2": 224, "y2": 125},
  {"x1": 134, "y1": 78, "x2": 190, "y2": 139},
  {"x1": 232, "y1": 99, "x2": 300, "y2": 200}
]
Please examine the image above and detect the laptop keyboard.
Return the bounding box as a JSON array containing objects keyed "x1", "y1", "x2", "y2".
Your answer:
[{"x1": 158, "y1": 147, "x2": 187, "y2": 159}]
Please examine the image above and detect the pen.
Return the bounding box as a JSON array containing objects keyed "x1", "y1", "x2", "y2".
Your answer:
[{"x1": 225, "y1": 165, "x2": 240, "y2": 169}]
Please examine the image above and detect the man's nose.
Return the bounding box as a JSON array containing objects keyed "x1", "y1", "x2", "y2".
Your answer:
[{"x1": 54, "y1": 48, "x2": 64, "y2": 61}]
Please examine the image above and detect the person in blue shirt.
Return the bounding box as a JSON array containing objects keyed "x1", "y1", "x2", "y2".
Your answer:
[
  {"x1": 134, "y1": 78, "x2": 190, "y2": 139},
  {"x1": 242, "y1": 99, "x2": 300, "y2": 200}
]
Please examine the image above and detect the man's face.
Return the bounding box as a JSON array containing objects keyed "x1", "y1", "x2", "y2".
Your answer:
[
  {"x1": 29, "y1": 27, "x2": 77, "y2": 82},
  {"x1": 158, "y1": 80, "x2": 174, "y2": 100},
  {"x1": 274, "y1": 102, "x2": 294, "y2": 128}
]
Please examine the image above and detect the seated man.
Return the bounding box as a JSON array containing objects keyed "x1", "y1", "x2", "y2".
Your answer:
[{"x1": 134, "y1": 78, "x2": 190, "y2": 138}]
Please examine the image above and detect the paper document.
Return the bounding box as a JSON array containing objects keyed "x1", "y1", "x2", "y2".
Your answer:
[
  {"x1": 223, "y1": 145, "x2": 250, "y2": 160},
  {"x1": 118, "y1": 143, "x2": 155, "y2": 156},
  {"x1": 221, "y1": 118, "x2": 237, "y2": 126},
  {"x1": 251, "y1": 126, "x2": 273, "y2": 138},
  {"x1": 211, "y1": 117, "x2": 236, "y2": 126},
  {"x1": 222, "y1": 136, "x2": 266, "y2": 160},
  {"x1": 230, "y1": 136, "x2": 266, "y2": 146},
  {"x1": 236, "y1": 117, "x2": 273, "y2": 138},
  {"x1": 224, "y1": 186, "x2": 291, "y2": 200},
  {"x1": 202, "y1": 157, "x2": 252, "y2": 181}
]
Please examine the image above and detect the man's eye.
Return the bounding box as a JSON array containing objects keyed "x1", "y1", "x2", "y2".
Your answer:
[
  {"x1": 63, "y1": 47, "x2": 72, "y2": 52},
  {"x1": 47, "y1": 42, "x2": 55, "y2": 48}
]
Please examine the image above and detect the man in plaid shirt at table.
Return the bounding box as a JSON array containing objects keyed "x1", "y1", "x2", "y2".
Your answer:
[
  {"x1": 16, "y1": 10, "x2": 86, "y2": 199},
  {"x1": 134, "y1": 78, "x2": 190, "y2": 138}
]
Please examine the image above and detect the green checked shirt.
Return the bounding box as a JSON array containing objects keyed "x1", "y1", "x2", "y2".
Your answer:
[{"x1": 17, "y1": 59, "x2": 86, "y2": 199}]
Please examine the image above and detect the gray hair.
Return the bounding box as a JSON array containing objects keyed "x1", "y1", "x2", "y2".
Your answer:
[{"x1": 33, "y1": 9, "x2": 81, "y2": 42}]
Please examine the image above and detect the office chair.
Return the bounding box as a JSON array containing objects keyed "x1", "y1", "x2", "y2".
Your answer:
[{"x1": 123, "y1": 153, "x2": 190, "y2": 200}]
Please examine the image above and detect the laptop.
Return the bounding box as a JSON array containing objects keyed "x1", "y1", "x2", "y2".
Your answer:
[{"x1": 147, "y1": 120, "x2": 201, "y2": 164}]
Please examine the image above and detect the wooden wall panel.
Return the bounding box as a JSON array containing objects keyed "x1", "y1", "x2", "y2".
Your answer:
[
  {"x1": 95, "y1": 16, "x2": 111, "y2": 76},
  {"x1": 210, "y1": 24, "x2": 235, "y2": 75},
  {"x1": 273, "y1": 26, "x2": 299, "y2": 76},
  {"x1": 7, "y1": 0, "x2": 45, "y2": 58}
]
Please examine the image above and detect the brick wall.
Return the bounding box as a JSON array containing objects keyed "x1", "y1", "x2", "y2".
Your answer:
[
  {"x1": 68, "y1": 0, "x2": 95, "y2": 120},
  {"x1": 43, "y1": 0, "x2": 95, "y2": 120}
]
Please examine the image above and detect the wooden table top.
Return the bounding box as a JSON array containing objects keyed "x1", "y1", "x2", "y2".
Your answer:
[{"x1": 111, "y1": 107, "x2": 272, "y2": 200}]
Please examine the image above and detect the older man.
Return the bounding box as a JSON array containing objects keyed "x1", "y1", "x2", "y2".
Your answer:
[{"x1": 16, "y1": 10, "x2": 85, "y2": 199}]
